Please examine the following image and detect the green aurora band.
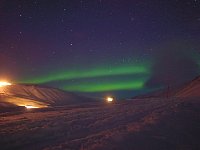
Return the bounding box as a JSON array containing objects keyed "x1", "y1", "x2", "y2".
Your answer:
[
  {"x1": 20, "y1": 63, "x2": 151, "y2": 84},
  {"x1": 63, "y1": 79, "x2": 146, "y2": 92}
]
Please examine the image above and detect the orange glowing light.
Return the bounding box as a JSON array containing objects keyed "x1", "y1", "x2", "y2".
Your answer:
[
  {"x1": 0, "y1": 81, "x2": 11, "y2": 87},
  {"x1": 106, "y1": 97, "x2": 114, "y2": 102},
  {"x1": 25, "y1": 105, "x2": 39, "y2": 109}
]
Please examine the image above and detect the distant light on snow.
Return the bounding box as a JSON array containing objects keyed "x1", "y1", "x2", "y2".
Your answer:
[
  {"x1": 0, "y1": 81, "x2": 11, "y2": 87},
  {"x1": 25, "y1": 105, "x2": 39, "y2": 109},
  {"x1": 106, "y1": 97, "x2": 114, "y2": 102}
]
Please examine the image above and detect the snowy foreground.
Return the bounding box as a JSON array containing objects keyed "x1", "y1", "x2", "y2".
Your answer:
[{"x1": 0, "y1": 98, "x2": 199, "y2": 150}]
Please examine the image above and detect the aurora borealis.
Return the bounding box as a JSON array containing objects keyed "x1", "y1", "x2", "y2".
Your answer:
[
  {"x1": 18, "y1": 62, "x2": 151, "y2": 96},
  {"x1": 20, "y1": 63, "x2": 150, "y2": 84},
  {"x1": 1, "y1": 0, "x2": 200, "y2": 98},
  {"x1": 63, "y1": 79, "x2": 147, "y2": 92}
]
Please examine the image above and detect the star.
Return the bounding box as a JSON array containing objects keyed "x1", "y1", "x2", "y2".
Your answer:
[
  {"x1": 52, "y1": 51, "x2": 56, "y2": 55},
  {"x1": 130, "y1": 17, "x2": 135, "y2": 21}
]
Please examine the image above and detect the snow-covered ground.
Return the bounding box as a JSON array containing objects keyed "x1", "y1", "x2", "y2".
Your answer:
[{"x1": 0, "y1": 97, "x2": 199, "y2": 150}]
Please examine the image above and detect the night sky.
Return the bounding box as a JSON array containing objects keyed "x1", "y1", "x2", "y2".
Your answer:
[{"x1": 1, "y1": 0, "x2": 200, "y2": 99}]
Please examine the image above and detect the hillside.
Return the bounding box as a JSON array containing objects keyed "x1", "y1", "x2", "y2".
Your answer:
[
  {"x1": 0, "y1": 84, "x2": 92, "y2": 108},
  {"x1": 176, "y1": 76, "x2": 200, "y2": 97},
  {"x1": 134, "y1": 75, "x2": 200, "y2": 99}
]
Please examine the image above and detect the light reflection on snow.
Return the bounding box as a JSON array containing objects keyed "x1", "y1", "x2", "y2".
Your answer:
[
  {"x1": 0, "y1": 81, "x2": 11, "y2": 87},
  {"x1": 24, "y1": 105, "x2": 39, "y2": 109}
]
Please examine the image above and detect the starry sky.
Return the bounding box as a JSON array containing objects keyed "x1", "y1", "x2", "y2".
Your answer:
[{"x1": 1, "y1": 0, "x2": 200, "y2": 99}]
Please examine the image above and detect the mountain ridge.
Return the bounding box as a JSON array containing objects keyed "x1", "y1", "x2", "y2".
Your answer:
[
  {"x1": 0, "y1": 84, "x2": 93, "y2": 108},
  {"x1": 133, "y1": 75, "x2": 200, "y2": 99}
]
